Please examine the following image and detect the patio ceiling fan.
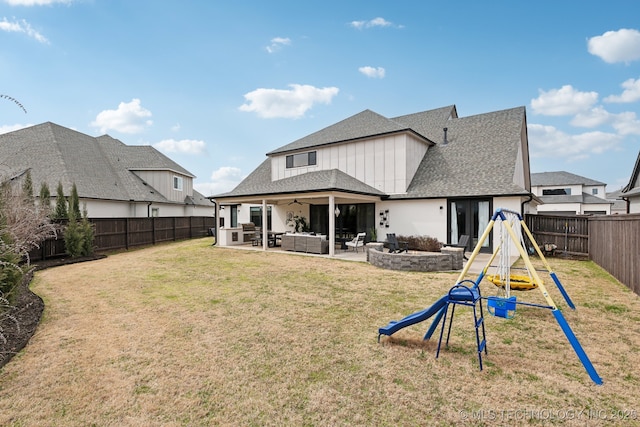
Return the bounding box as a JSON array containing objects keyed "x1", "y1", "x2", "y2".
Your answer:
[{"x1": 288, "y1": 199, "x2": 306, "y2": 206}]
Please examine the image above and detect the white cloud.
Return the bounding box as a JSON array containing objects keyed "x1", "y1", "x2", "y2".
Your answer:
[
  {"x1": 194, "y1": 166, "x2": 244, "y2": 196},
  {"x1": 4, "y1": 0, "x2": 72, "y2": 4},
  {"x1": 570, "y1": 106, "x2": 613, "y2": 128},
  {"x1": 611, "y1": 111, "x2": 640, "y2": 135},
  {"x1": 90, "y1": 98, "x2": 153, "y2": 134},
  {"x1": 588, "y1": 28, "x2": 640, "y2": 64},
  {"x1": 604, "y1": 77, "x2": 640, "y2": 103},
  {"x1": 528, "y1": 123, "x2": 621, "y2": 161},
  {"x1": 350, "y1": 17, "x2": 395, "y2": 30},
  {"x1": 266, "y1": 36, "x2": 291, "y2": 53},
  {"x1": 239, "y1": 84, "x2": 339, "y2": 119},
  {"x1": 358, "y1": 66, "x2": 385, "y2": 78},
  {"x1": 531, "y1": 85, "x2": 598, "y2": 116},
  {"x1": 0, "y1": 17, "x2": 48, "y2": 43},
  {"x1": 153, "y1": 138, "x2": 206, "y2": 155}
]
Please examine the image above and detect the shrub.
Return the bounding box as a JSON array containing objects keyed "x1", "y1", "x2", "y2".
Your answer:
[{"x1": 397, "y1": 235, "x2": 443, "y2": 252}]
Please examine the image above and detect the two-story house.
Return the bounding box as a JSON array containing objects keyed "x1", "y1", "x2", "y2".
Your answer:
[
  {"x1": 212, "y1": 105, "x2": 533, "y2": 256},
  {"x1": 530, "y1": 171, "x2": 612, "y2": 216},
  {"x1": 0, "y1": 122, "x2": 213, "y2": 217}
]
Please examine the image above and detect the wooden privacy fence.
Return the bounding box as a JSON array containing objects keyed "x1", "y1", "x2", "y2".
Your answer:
[
  {"x1": 588, "y1": 214, "x2": 640, "y2": 296},
  {"x1": 525, "y1": 214, "x2": 589, "y2": 257},
  {"x1": 30, "y1": 216, "x2": 215, "y2": 261},
  {"x1": 526, "y1": 213, "x2": 640, "y2": 296}
]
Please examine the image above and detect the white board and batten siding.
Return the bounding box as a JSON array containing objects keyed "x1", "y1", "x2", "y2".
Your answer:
[
  {"x1": 270, "y1": 133, "x2": 429, "y2": 194},
  {"x1": 134, "y1": 170, "x2": 193, "y2": 203}
]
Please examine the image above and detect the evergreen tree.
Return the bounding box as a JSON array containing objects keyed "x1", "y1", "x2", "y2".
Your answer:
[
  {"x1": 53, "y1": 182, "x2": 67, "y2": 220},
  {"x1": 63, "y1": 206, "x2": 82, "y2": 257},
  {"x1": 22, "y1": 170, "x2": 33, "y2": 200},
  {"x1": 69, "y1": 183, "x2": 81, "y2": 221},
  {"x1": 80, "y1": 203, "x2": 94, "y2": 256},
  {"x1": 39, "y1": 182, "x2": 51, "y2": 211}
]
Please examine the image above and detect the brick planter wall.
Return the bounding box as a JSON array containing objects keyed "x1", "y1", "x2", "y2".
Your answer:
[{"x1": 367, "y1": 244, "x2": 463, "y2": 272}]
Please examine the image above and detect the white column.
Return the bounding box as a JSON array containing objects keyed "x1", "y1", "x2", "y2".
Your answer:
[
  {"x1": 329, "y1": 195, "x2": 336, "y2": 256},
  {"x1": 262, "y1": 199, "x2": 268, "y2": 250}
]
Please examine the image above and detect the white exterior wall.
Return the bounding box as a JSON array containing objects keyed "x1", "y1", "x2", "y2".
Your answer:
[
  {"x1": 536, "y1": 202, "x2": 582, "y2": 214},
  {"x1": 584, "y1": 185, "x2": 606, "y2": 198},
  {"x1": 375, "y1": 199, "x2": 447, "y2": 242},
  {"x1": 79, "y1": 199, "x2": 213, "y2": 218},
  {"x1": 630, "y1": 196, "x2": 640, "y2": 214},
  {"x1": 270, "y1": 134, "x2": 429, "y2": 194}
]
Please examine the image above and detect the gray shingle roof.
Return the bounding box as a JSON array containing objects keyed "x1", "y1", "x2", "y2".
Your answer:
[
  {"x1": 531, "y1": 171, "x2": 605, "y2": 186},
  {"x1": 0, "y1": 122, "x2": 205, "y2": 205},
  {"x1": 216, "y1": 105, "x2": 530, "y2": 200},
  {"x1": 215, "y1": 159, "x2": 385, "y2": 198},
  {"x1": 397, "y1": 106, "x2": 529, "y2": 198},
  {"x1": 266, "y1": 109, "x2": 434, "y2": 155}
]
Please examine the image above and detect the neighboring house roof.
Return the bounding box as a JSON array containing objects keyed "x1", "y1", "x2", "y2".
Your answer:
[
  {"x1": 538, "y1": 193, "x2": 613, "y2": 206},
  {"x1": 531, "y1": 171, "x2": 605, "y2": 187},
  {"x1": 621, "y1": 150, "x2": 640, "y2": 197},
  {"x1": 0, "y1": 122, "x2": 209, "y2": 206},
  {"x1": 217, "y1": 105, "x2": 530, "y2": 200}
]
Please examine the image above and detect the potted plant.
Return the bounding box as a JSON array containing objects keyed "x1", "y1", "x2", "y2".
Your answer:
[{"x1": 287, "y1": 215, "x2": 309, "y2": 233}]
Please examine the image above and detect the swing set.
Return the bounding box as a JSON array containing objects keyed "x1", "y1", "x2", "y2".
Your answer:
[{"x1": 448, "y1": 208, "x2": 602, "y2": 384}]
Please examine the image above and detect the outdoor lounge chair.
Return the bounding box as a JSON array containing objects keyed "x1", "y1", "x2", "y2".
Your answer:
[
  {"x1": 444, "y1": 234, "x2": 470, "y2": 259},
  {"x1": 386, "y1": 233, "x2": 408, "y2": 253},
  {"x1": 345, "y1": 232, "x2": 366, "y2": 252}
]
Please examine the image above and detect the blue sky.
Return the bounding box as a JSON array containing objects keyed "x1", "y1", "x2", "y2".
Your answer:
[{"x1": 2, "y1": 0, "x2": 640, "y2": 196}]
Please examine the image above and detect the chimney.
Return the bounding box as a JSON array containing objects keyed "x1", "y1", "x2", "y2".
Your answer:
[{"x1": 442, "y1": 127, "x2": 448, "y2": 145}]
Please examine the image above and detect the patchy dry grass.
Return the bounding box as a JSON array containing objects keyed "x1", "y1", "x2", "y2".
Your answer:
[{"x1": 0, "y1": 238, "x2": 639, "y2": 426}]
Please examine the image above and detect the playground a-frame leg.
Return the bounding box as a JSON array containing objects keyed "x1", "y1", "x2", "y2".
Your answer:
[{"x1": 457, "y1": 208, "x2": 602, "y2": 385}]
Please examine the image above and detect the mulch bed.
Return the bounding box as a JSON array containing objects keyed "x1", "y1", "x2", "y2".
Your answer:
[{"x1": 0, "y1": 254, "x2": 106, "y2": 368}]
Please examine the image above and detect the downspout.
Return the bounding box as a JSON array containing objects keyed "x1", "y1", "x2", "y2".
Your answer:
[
  {"x1": 211, "y1": 199, "x2": 218, "y2": 246},
  {"x1": 621, "y1": 196, "x2": 630, "y2": 214},
  {"x1": 147, "y1": 202, "x2": 152, "y2": 217},
  {"x1": 521, "y1": 193, "x2": 533, "y2": 215}
]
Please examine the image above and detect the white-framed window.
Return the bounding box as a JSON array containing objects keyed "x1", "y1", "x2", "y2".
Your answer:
[
  {"x1": 151, "y1": 207, "x2": 159, "y2": 217},
  {"x1": 173, "y1": 175, "x2": 183, "y2": 191},
  {"x1": 592, "y1": 188, "x2": 598, "y2": 195}
]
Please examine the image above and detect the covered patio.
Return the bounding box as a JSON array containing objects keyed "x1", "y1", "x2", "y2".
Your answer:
[{"x1": 213, "y1": 189, "x2": 383, "y2": 257}]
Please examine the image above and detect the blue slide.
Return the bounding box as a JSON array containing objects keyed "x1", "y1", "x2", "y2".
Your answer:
[{"x1": 378, "y1": 295, "x2": 448, "y2": 341}]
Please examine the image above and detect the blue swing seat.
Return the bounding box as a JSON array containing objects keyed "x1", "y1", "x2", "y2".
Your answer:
[{"x1": 487, "y1": 296, "x2": 517, "y2": 319}]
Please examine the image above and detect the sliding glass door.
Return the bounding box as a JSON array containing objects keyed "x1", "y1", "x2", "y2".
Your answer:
[{"x1": 449, "y1": 199, "x2": 492, "y2": 252}]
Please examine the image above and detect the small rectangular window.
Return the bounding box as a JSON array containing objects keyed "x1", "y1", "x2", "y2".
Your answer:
[
  {"x1": 173, "y1": 176, "x2": 183, "y2": 191},
  {"x1": 286, "y1": 151, "x2": 317, "y2": 168},
  {"x1": 592, "y1": 188, "x2": 598, "y2": 195},
  {"x1": 542, "y1": 188, "x2": 570, "y2": 196},
  {"x1": 151, "y1": 207, "x2": 159, "y2": 217}
]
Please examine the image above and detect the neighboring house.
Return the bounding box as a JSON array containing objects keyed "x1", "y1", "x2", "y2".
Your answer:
[
  {"x1": 620, "y1": 150, "x2": 640, "y2": 214},
  {"x1": 530, "y1": 171, "x2": 612, "y2": 216},
  {"x1": 212, "y1": 105, "x2": 533, "y2": 256},
  {"x1": 0, "y1": 122, "x2": 213, "y2": 218}
]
